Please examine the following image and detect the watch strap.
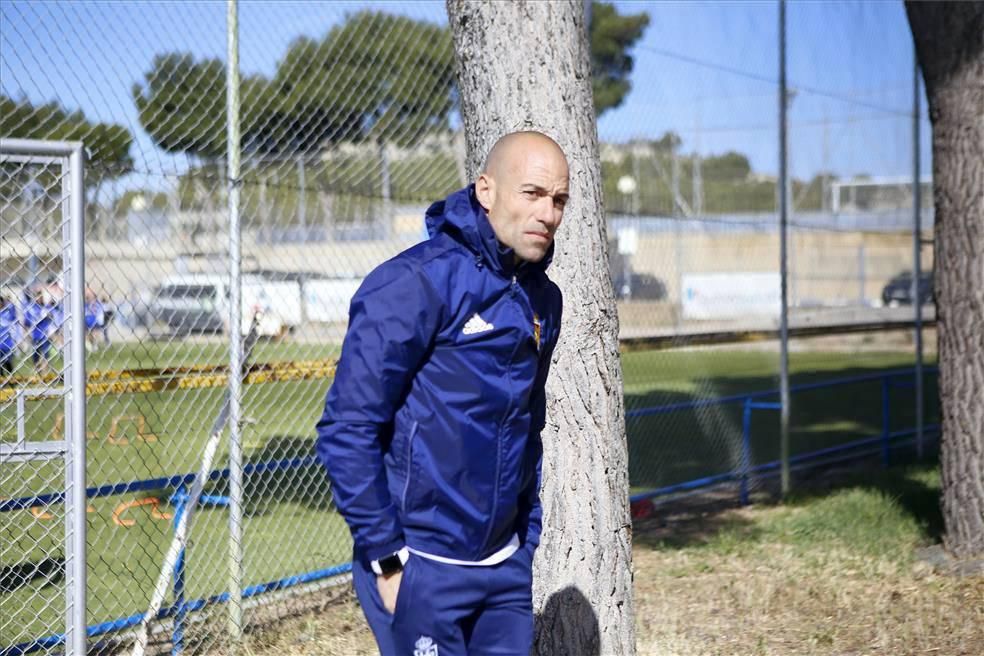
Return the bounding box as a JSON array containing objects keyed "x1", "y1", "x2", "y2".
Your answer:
[{"x1": 370, "y1": 546, "x2": 409, "y2": 576}]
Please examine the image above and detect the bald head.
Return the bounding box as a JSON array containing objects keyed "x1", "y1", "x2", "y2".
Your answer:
[
  {"x1": 475, "y1": 131, "x2": 570, "y2": 264},
  {"x1": 482, "y1": 131, "x2": 567, "y2": 178}
]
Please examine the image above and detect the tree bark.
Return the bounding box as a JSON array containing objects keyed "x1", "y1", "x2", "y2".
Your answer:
[
  {"x1": 905, "y1": 1, "x2": 984, "y2": 559},
  {"x1": 446, "y1": 1, "x2": 634, "y2": 654}
]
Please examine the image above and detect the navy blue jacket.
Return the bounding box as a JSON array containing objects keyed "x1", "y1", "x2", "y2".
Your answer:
[
  {"x1": 316, "y1": 185, "x2": 563, "y2": 565},
  {"x1": 0, "y1": 303, "x2": 18, "y2": 352},
  {"x1": 23, "y1": 298, "x2": 54, "y2": 342}
]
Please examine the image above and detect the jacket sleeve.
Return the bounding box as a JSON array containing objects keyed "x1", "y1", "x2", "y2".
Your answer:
[
  {"x1": 519, "y1": 284, "x2": 563, "y2": 549},
  {"x1": 315, "y1": 258, "x2": 443, "y2": 562}
]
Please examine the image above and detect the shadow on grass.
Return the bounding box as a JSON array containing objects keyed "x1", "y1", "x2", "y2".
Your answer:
[
  {"x1": 0, "y1": 556, "x2": 64, "y2": 593},
  {"x1": 633, "y1": 503, "x2": 762, "y2": 550},
  {"x1": 780, "y1": 463, "x2": 945, "y2": 542},
  {"x1": 632, "y1": 462, "x2": 943, "y2": 553},
  {"x1": 205, "y1": 435, "x2": 332, "y2": 516}
]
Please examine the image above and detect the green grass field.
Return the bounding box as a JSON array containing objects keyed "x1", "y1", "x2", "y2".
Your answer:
[
  {"x1": 623, "y1": 348, "x2": 939, "y2": 491},
  {"x1": 0, "y1": 341, "x2": 938, "y2": 647}
]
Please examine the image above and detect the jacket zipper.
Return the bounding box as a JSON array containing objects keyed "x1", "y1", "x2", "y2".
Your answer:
[
  {"x1": 401, "y1": 421, "x2": 419, "y2": 512},
  {"x1": 479, "y1": 274, "x2": 525, "y2": 554}
]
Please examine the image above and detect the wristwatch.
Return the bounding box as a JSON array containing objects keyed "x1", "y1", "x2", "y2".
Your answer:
[{"x1": 370, "y1": 547, "x2": 409, "y2": 576}]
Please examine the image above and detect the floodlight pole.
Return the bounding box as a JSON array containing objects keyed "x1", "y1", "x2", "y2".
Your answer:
[
  {"x1": 778, "y1": 0, "x2": 791, "y2": 496},
  {"x1": 226, "y1": 0, "x2": 245, "y2": 646},
  {"x1": 912, "y1": 52, "x2": 924, "y2": 458}
]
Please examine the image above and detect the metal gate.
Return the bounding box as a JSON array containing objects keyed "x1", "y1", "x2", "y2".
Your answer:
[{"x1": 1, "y1": 139, "x2": 87, "y2": 656}]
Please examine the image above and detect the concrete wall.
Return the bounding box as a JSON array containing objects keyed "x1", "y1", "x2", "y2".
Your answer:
[
  {"x1": 630, "y1": 230, "x2": 932, "y2": 308},
  {"x1": 9, "y1": 229, "x2": 930, "y2": 316}
]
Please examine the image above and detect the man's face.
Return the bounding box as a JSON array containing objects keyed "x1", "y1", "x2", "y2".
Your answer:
[{"x1": 476, "y1": 139, "x2": 570, "y2": 264}]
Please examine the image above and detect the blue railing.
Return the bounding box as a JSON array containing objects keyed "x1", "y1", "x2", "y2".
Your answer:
[
  {"x1": 2, "y1": 455, "x2": 334, "y2": 656},
  {"x1": 2, "y1": 366, "x2": 938, "y2": 656},
  {"x1": 628, "y1": 366, "x2": 939, "y2": 508}
]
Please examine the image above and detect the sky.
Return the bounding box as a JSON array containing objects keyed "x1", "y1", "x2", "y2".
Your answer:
[{"x1": 1, "y1": 0, "x2": 932, "y2": 192}]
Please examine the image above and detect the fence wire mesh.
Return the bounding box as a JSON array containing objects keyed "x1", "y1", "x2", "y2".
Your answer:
[
  {"x1": 1, "y1": 148, "x2": 80, "y2": 656},
  {"x1": 1, "y1": 1, "x2": 936, "y2": 653},
  {"x1": 609, "y1": 0, "x2": 936, "y2": 509}
]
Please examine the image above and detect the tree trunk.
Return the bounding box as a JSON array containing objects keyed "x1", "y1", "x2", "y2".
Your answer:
[
  {"x1": 905, "y1": 1, "x2": 984, "y2": 559},
  {"x1": 446, "y1": 2, "x2": 634, "y2": 654}
]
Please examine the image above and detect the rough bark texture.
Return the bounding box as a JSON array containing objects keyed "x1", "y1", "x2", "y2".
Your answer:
[
  {"x1": 906, "y1": 1, "x2": 984, "y2": 559},
  {"x1": 446, "y1": 1, "x2": 634, "y2": 654}
]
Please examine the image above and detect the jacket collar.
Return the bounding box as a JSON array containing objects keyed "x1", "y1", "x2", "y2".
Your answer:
[{"x1": 424, "y1": 184, "x2": 554, "y2": 278}]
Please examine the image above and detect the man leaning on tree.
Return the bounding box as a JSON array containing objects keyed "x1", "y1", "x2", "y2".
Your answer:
[{"x1": 316, "y1": 131, "x2": 569, "y2": 655}]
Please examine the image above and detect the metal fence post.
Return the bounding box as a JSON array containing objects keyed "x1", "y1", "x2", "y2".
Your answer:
[
  {"x1": 740, "y1": 398, "x2": 753, "y2": 506},
  {"x1": 881, "y1": 376, "x2": 892, "y2": 467},
  {"x1": 225, "y1": 0, "x2": 245, "y2": 645},
  {"x1": 66, "y1": 141, "x2": 88, "y2": 656},
  {"x1": 778, "y1": 0, "x2": 792, "y2": 496},
  {"x1": 171, "y1": 489, "x2": 188, "y2": 656},
  {"x1": 858, "y1": 244, "x2": 866, "y2": 305},
  {"x1": 296, "y1": 155, "x2": 306, "y2": 232}
]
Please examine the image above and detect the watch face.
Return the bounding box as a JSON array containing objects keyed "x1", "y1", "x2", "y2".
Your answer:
[{"x1": 378, "y1": 553, "x2": 404, "y2": 576}]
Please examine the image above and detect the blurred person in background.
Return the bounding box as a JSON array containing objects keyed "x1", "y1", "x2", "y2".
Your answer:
[
  {"x1": 317, "y1": 131, "x2": 568, "y2": 656},
  {"x1": 98, "y1": 295, "x2": 114, "y2": 346},
  {"x1": 0, "y1": 290, "x2": 18, "y2": 379},
  {"x1": 84, "y1": 289, "x2": 107, "y2": 352},
  {"x1": 46, "y1": 281, "x2": 65, "y2": 349},
  {"x1": 23, "y1": 287, "x2": 55, "y2": 375}
]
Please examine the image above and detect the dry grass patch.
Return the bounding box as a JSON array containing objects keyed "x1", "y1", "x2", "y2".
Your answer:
[
  {"x1": 633, "y1": 465, "x2": 983, "y2": 655},
  {"x1": 633, "y1": 529, "x2": 983, "y2": 655},
  {"x1": 237, "y1": 588, "x2": 377, "y2": 656}
]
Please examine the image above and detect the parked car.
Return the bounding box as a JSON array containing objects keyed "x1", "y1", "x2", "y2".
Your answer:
[
  {"x1": 881, "y1": 271, "x2": 934, "y2": 306},
  {"x1": 612, "y1": 272, "x2": 668, "y2": 301},
  {"x1": 150, "y1": 274, "x2": 301, "y2": 336}
]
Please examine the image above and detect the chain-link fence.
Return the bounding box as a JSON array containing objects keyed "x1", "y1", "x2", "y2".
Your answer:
[
  {"x1": 609, "y1": 0, "x2": 936, "y2": 513},
  {"x1": 1, "y1": 1, "x2": 935, "y2": 653},
  {"x1": 1, "y1": 140, "x2": 87, "y2": 656}
]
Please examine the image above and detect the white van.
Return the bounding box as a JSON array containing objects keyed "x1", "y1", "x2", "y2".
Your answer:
[
  {"x1": 246, "y1": 270, "x2": 362, "y2": 324},
  {"x1": 151, "y1": 274, "x2": 302, "y2": 337}
]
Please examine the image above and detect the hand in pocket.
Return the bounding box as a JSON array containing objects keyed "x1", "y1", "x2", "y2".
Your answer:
[{"x1": 377, "y1": 571, "x2": 403, "y2": 614}]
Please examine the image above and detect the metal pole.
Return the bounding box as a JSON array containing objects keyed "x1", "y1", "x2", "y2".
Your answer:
[
  {"x1": 674, "y1": 201, "x2": 683, "y2": 331},
  {"x1": 379, "y1": 140, "x2": 392, "y2": 238},
  {"x1": 740, "y1": 399, "x2": 753, "y2": 506},
  {"x1": 912, "y1": 53, "x2": 924, "y2": 459},
  {"x1": 297, "y1": 155, "x2": 306, "y2": 232},
  {"x1": 65, "y1": 143, "x2": 87, "y2": 656},
  {"x1": 786, "y1": 113, "x2": 796, "y2": 309},
  {"x1": 821, "y1": 113, "x2": 829, "y2": 212},
  {"x1": 881, "y1": 377, "x2": 892, "y2": 467},
  {"x1": 858, "y1": 244, "x2": 866, "y2": 304},
  {"x1": 671, "y1": 146, "x2": 680, "y2": 217},
  {"x1": 171, "y1": 491, "x2": 187, "y2": 655},
  {"x1": 225, "y1": 0, "x2": 244, "y2": 644},
  {"x1": 692, "y1": 112, "x2": 703, "y2": 217},
  {"x1": 778, "y1": 0, "x2": 791, "y2": 496}
]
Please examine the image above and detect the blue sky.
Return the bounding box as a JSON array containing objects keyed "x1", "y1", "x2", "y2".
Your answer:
[
  {"x1": 1, "y1": 0, "x2": 931, "y2": 189},
  {"x1": 607, "y1": 0, "x2": 932, "y2": 182}
]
